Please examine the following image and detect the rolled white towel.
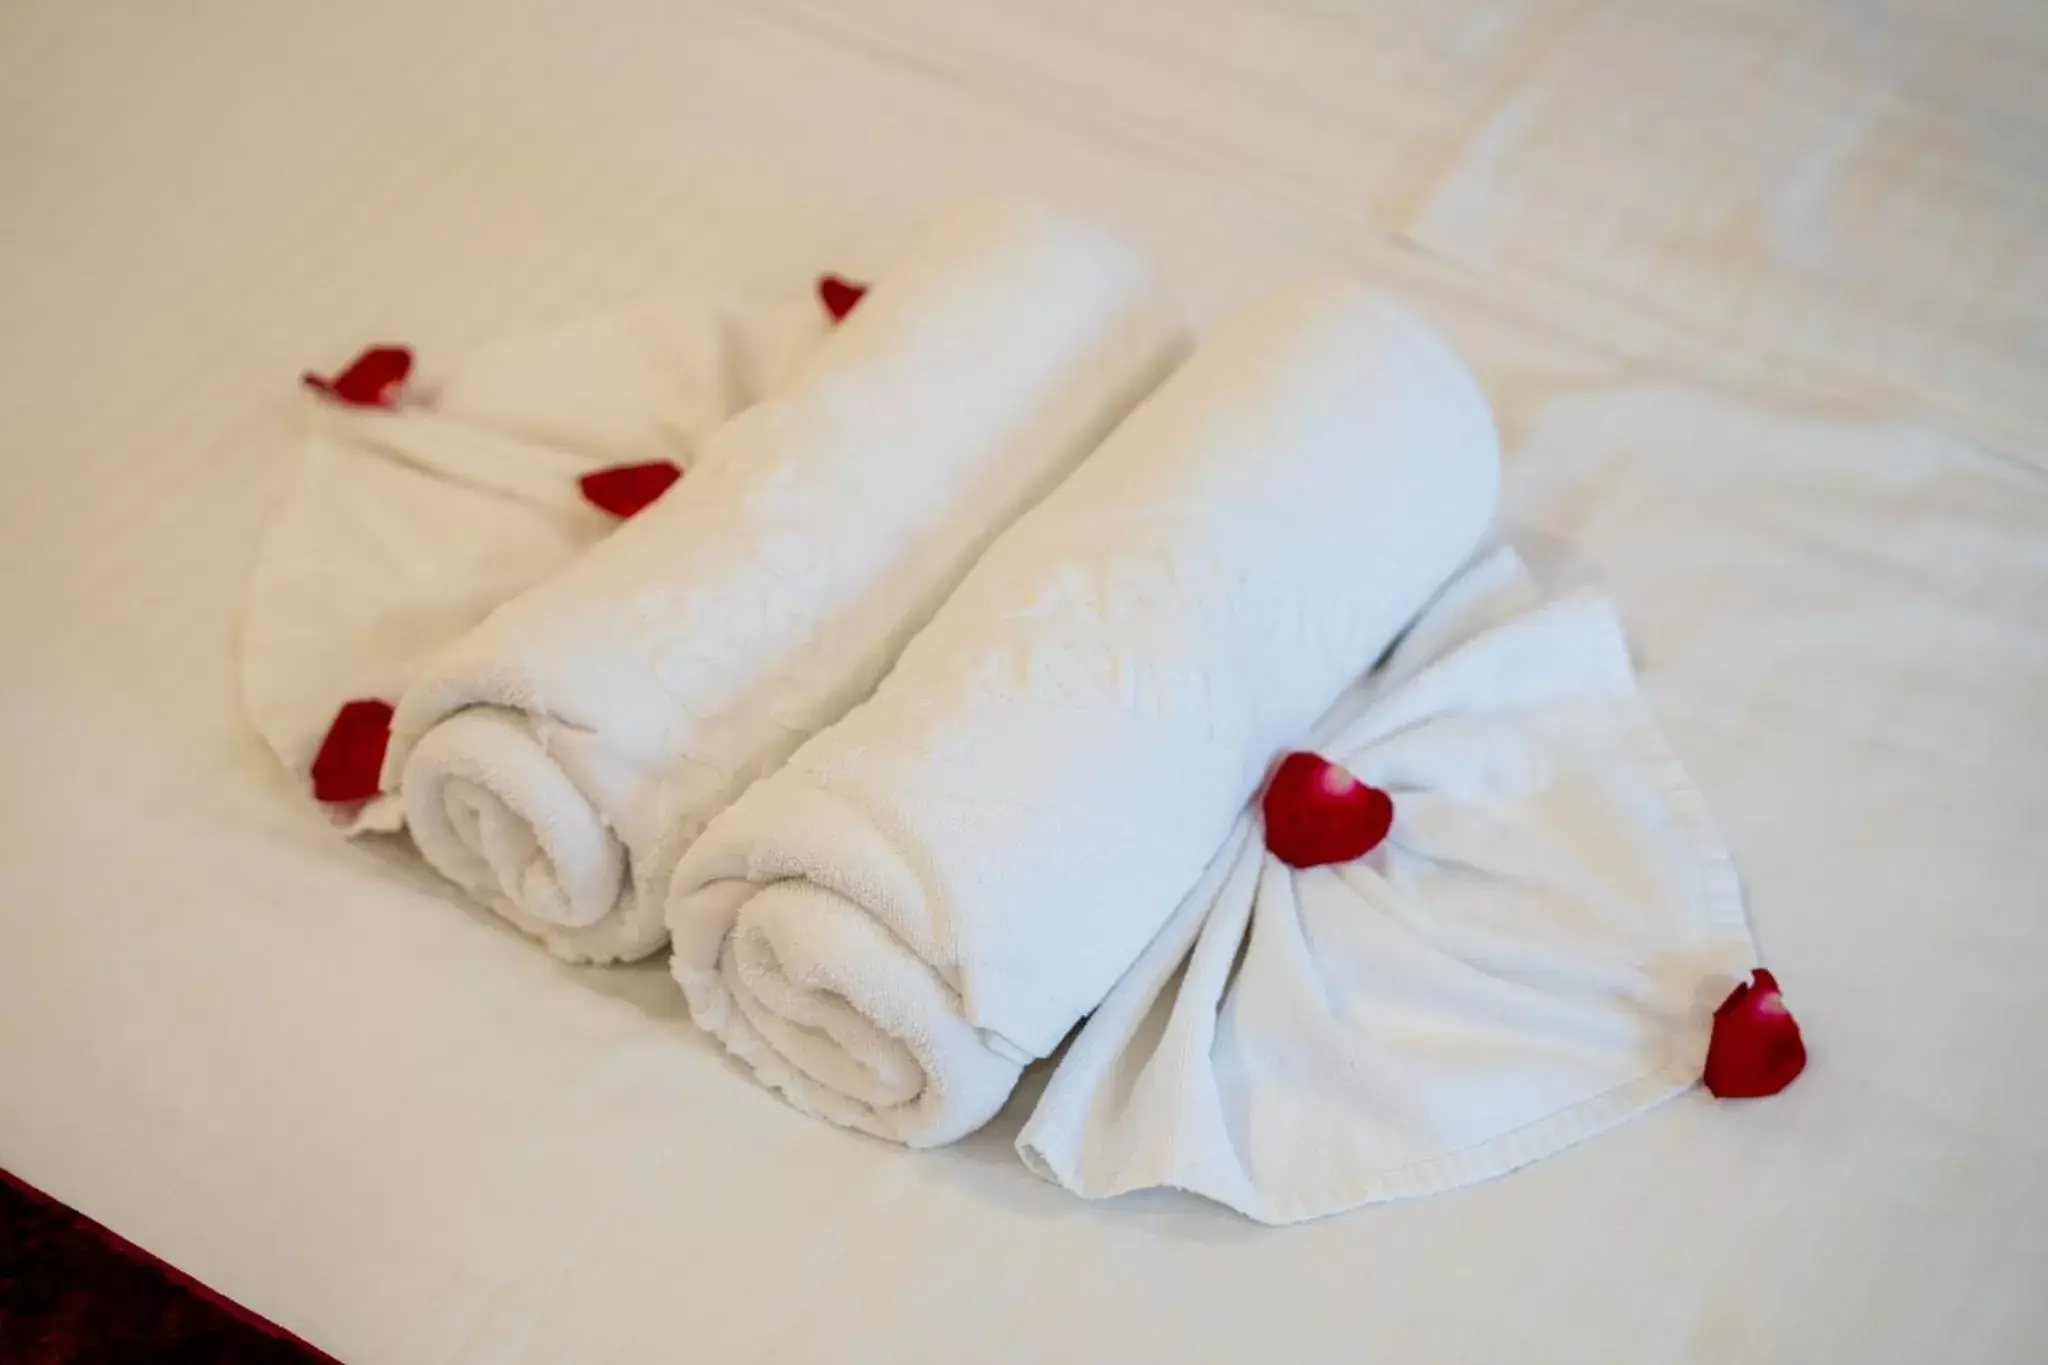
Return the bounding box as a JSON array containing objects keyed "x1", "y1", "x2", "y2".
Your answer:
[
  {"x1": 386, "y1": 201, "x2": 1186, "y2": 963},
  {"x1": 667, "y1": 281, "x2": 1502, "y2": 1144}
]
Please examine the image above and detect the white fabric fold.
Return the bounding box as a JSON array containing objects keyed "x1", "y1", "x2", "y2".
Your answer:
[
  {"x1": 667, "y1": 281, "x2": 1501, "y2": 1144},
  {"x1": 1015, "y1": 548, "x2": 1759, "y2": 1224},
  {"x1": 388, "y1": 200, "x2": 1187, "y2": 962},
  {"x1": 242, "y1": 287, "x2": 832, "y2": 835}
]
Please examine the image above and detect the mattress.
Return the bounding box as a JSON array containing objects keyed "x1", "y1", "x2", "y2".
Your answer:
[{"x1": 1, "y1": 2, "x2": 2043, "y2": 1361}]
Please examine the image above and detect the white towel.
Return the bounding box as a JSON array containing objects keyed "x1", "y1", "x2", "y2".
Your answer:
[
  {"x1": 242, "y1": 286, "x2": 832, "y2": 835},
  {"x1": 388, "y1": 201, "x2": 1186, "y2": 963},
  {"x1": 667, "y1": 281, "x2": 1501, "y2": 1145},
  {"x1": 1016, "y1": 548, "x2": 1759, "y2": 1223}
]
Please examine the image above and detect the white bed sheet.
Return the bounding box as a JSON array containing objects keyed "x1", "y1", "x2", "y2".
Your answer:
[
  {"x1": 2, "y1": 2, "x2": 2045, "y2": 1362},
  {"x1": 1411, "y1": 0, "x2": 2048, "y2": 459}
]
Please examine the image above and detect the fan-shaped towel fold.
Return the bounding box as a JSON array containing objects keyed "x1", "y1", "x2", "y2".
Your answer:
[
  {"x1": 242, "y1": 285, "x2": 831, "y2": 835},
  {"x1": 1016, "y1": 548, "x2": 1758, "y2": 1223}
]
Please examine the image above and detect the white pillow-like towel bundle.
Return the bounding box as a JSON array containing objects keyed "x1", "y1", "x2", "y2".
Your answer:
[
  {"x1": 243, "y1": 220, "x2": 1767, "y2": 1220},
  {"x1": 667, "y1": 281, "x2": 1503, "y2": 1145},
  {"x1": 384, "y1": 201, "x2": 1187, "y2": 963},
  {"x1": 1016, "y1": 548, "x2": 1759, "y2": 1223},
  {"x1": 243, "y1": 286, "x2": 832, "y2": 836}
]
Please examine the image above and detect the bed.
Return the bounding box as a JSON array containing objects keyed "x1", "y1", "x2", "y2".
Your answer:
[{"x1": 2, "y1": 2, "x2": 2043, "y2": 1360}]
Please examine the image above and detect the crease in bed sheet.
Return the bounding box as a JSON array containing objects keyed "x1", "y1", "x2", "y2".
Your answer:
[
  {"x1": 736, "y1": 0, "x2": 2047, "y2": 465},
  {"x1": 1409, "y1": 0, "x2": 2048, "y2": 462},
  {"x1": 736, "y1": 0, "x2": 1593, "y2": 226}
]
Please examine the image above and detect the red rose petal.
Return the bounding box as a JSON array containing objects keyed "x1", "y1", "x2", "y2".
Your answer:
[
  {"x1": 302, "y1": 346, "x2": 413, "y2": 408},
  {"x1": 1704, "y1": 968, "x2": 1808, "y2": 1099},
  {"x1": 818, "y1": 275, "x2": 868, "y2": 323},
  {"x1": 310, "y1": 699, "x2": 395, "y2": 804},
  {"x1": 1261, "y1": 751, "x2": 1395, "y2": 869},
  {"x1": 579, "y1": 460, "x2": 682, "y2": 518}
]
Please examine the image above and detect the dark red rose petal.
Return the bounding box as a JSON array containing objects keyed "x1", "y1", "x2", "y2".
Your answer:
[
  {"x1": 302, "y1": 346, "x2": 413, "y2": 407},
  {"x1": 1704, "y1": 968, "x2": 1808, "y2": 1099},
  {"x1": 818, "y1": 274, "x2": 868, "y2": 323},
  {"x1": 579, "y1": 460, "x2": 682, "y2": 518},
  {"x1": 310, "y1": 699, "x2": 395, "y2": 804},
  {"x1": 1261, "y1": 751, "x2": 1395, "y2": 869}
]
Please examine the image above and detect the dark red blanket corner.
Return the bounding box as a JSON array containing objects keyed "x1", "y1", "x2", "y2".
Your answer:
[{"x1": 1, "y1": 1167, "x2": 338, "y2": 1364}]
